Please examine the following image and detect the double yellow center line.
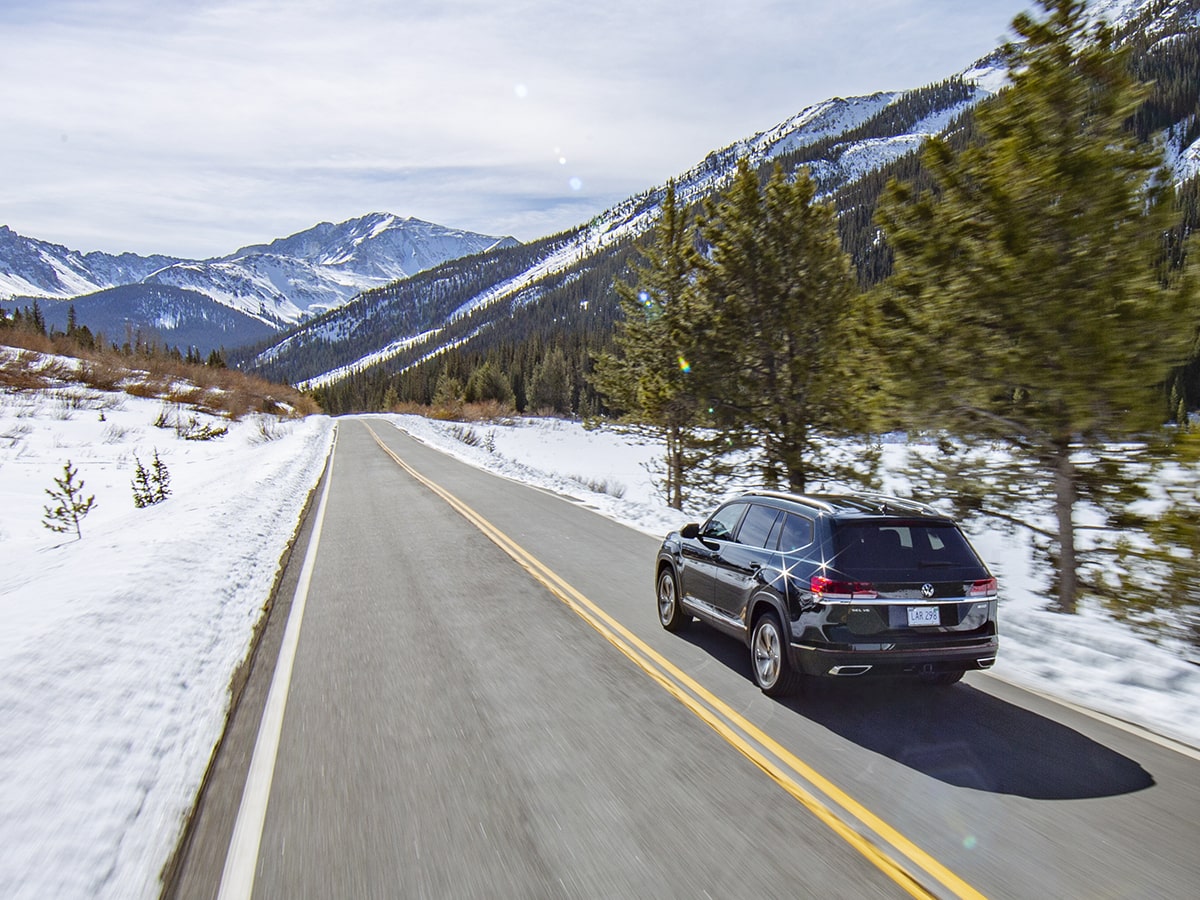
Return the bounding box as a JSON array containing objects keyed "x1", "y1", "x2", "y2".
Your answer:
[{"x1": 365, "y1": 421, "x2": 986, "y2": 900}]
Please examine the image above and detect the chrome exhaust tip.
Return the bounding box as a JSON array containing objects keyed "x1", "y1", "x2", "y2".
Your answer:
[{"x1": 829, "y1": 665, "x2": 872, "y2": 676}]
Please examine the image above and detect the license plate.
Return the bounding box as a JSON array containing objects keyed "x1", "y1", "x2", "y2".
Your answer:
[{"x1": 907, "y1": 606, "x2": 940, "y2": 627}]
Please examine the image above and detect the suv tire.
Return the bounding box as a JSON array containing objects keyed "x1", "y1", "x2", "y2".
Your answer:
[
  {"x1": 751, "y1": 612, "x2": 797, "y2": 697},
  {"x1": 657, "y1": 568, "x2": 690, "y2": 632}
]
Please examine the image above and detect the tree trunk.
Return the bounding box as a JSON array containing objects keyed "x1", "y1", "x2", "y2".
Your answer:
[
  {"x1": 1053, "y1": 439, "x2": 1078, "y2": 614},
  {"x1": 667, "y1": 424, "x2": 683, "y2": 510}
]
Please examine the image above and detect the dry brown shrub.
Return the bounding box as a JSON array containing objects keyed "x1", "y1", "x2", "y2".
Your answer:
[
  {"x1": 218, "y1": 389, "x2": 254, "y2": 421},
  {"x1": 389, "y1": 401, "x2": 429, "y2": 416},
  {"x1": 125, "y1": 379, "x2": 171, "y2": 399},
  {"x1": 78, "y1": 359, "x2": 124, "y2": 392},
  {"x1": 428, "y1": 401, "x2": 464, "y2": 421},
  {"x1": 291, "y1": 394, "x2": 322, "y2": 417},
  {"x1": 166, "y1": 385, "x2": 206, "y2": 407},
  {"x1": 38, "y1": 358, "x2": 78, "y2": 383},
  {"x1": 458, "y1": 400, "x2": 516, "y2": 423},
  {"x1": 4, "y1": 332, "x2": 322, "y2": 419},
  {"x1": 0, "y1": 365, "x2": 49, "y2": 391},
  {"x1": 0, "y1": 331, "x2": 55, "y2": 355}
]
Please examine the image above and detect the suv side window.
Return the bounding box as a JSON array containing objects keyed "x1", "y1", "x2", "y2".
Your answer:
[
  {"x1": 735, "y1": 504, "x2": 781, "y2": 549},
  {"x1": 778, "y1": 513, "x2": 814, "y2": 553},
  {"x1": 702, "y1": 502, "x2": 747, "y2": 541}
]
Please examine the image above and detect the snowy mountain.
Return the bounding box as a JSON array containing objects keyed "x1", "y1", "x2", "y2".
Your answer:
[
  {"x1": 245, "y1": 0, "x2": 1196, "y2": 393},
  {"x1": 142, "y1": 214, "x2": 519, "y2": 325},
  {"x1": 248, "y1": 81, "x2": 1002, "y2": 389},
  {"x1": 0, "y1": 225, "x2": 181, "y2": 301},
  {"x1": 0, "y1": 214, "x2": 518, "y2": 344}
]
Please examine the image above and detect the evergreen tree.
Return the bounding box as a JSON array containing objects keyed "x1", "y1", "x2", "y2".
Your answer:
[
  {"x1": 43, "y1": 460, "x2": 96, "y2": 540},
  {"x1": 590, "y1": 182, "x2": 711, "y2": 508},
  {"x1": 691, "y1": 160, "x2": 866, "y2": 492},
  {"x1": 132, "y1": 450, "x2": 172, "y2": 508},
  {"x1": 433, "y1": 371, "x2": 465, "y2": 412},
  {"x1": 877, "y1": 0, "x2": 1200, "y2": 613},
  {"x1": 30, "y1": 300, "x2": 47, "y2": 337},
  {"x1": 465, "y1": 360, "x2": 515, "y2": 408},
  {"x1": 528, "y1": 347, "x2": 573, "y2": 415}
]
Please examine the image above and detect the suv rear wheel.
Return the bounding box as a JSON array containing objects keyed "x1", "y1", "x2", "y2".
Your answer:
[
  {"x1": 656, "y1": 568, "x2": 690, "y2": 632},
  {"x1": 751, "y1": 612, "x2": 797, "y2": 697}
]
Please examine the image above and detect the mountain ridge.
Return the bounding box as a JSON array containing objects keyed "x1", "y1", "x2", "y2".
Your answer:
[{"x1": 0, "y1": 213, "x2": 519, "y2": 346}]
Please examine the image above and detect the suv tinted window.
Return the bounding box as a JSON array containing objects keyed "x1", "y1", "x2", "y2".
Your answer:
[
  {"x1": 833, "y1": 521, "x2": 982, "y2": 572},
  {"x1": 778, "y1": 513, "x2": 814, "y2": 553},
  {"x1": 736, "y1": 504, "x2": 781, "y2": 548},
  {"x1": 703, "y1": 503, "x2": 747, "y2": 541}
]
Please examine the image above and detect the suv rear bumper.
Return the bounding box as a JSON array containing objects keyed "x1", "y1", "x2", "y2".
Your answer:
[{"x1": 791, "y1": 637, "x2": 998, "y2": 678}]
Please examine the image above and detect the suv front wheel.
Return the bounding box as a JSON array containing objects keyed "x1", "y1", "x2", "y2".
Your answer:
[
  {"x1": 656, "y1": 568, "x2": 690, "y2": 632},
  {"x1": 751, "y1": 612, "x2": 797, "y2": 697}
]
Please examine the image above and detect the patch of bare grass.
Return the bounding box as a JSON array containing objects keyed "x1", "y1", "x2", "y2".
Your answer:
[{"x1": 3, "y1": 334, "x2": 322, "y2": 420}]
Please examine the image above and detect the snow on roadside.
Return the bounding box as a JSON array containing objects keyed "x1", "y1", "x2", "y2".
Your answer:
[{"x1": 0, "y1": 379, "x2": 334, "y2": 900}]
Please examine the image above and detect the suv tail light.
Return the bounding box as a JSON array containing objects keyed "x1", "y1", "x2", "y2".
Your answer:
[
  {"x1": 967, "y1": 577, "x2": 998, "y2": 597},
  {"x1": 811, "y1": 576, "x2": 878, "y2": 599}
]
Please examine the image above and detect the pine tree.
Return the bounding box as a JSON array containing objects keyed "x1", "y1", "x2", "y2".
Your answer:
[
  {"x1": 132, "y1": 449, "x2": 172, "y2": 508},
  {"x1": 877, "y1": 0, "x2": 1200, "y2": 613},
  {"x1": 30, "y1": 300, "x2": 47, "y2": 337},
  {"x1": 433, "y1": 372, "x2": 465, "y2": 414},
  {"x1": 465, "y1": 360, "x2": 515, "y2": 408},
  {"x1": 590, "y1": 182, "x2": 712, "y2": 508},
  {"x1": 691, "y1": 161, "x2": 866, "y2": 492},
  {"x1": 43, "y1": 460, "x2": 96, "y2": 540},
  {"x1": 528, "y1": 348, "x2": 573, "y2": 415}
]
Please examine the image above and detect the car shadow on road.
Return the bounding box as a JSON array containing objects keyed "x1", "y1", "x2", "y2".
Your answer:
[{"x1": 676, "y1": 624, "x2": 1155, "y2": 800}]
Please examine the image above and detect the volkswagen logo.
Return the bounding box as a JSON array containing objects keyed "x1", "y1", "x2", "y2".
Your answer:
[{"x1": 921, "y1": 583, "x2": 935, "y2": 598}]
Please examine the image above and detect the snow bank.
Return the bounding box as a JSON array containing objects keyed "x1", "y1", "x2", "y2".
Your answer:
[{"x1": 0, "y1": 381, "x2": 333, "y2": 900}]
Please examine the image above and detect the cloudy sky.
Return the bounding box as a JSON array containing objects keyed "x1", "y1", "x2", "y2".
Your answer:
[{"x1": 1, "y1": 0, "x2": 1031, "y2": 259}]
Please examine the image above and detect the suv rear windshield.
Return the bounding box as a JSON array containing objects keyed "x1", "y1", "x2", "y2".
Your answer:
[{"x1": 831, "y1": 520, "x2": 984, "y2": 575}]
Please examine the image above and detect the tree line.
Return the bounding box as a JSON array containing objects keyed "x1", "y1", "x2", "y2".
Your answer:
[{"x1": 1, "y1": 299, "x2": 227, "y2": 368}]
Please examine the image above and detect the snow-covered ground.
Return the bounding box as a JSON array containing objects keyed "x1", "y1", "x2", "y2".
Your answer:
[
  {"x1": 0, "y1": 368, "x2": 334, "y2": 900},
  {"x1": 2, "y1": 380, "x2": 1198, "y2": 898}
]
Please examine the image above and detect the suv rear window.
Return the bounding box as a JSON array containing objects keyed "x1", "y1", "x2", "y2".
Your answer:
[{"x1": 832, "y1": 520, "x2": 983, "y2": 574}]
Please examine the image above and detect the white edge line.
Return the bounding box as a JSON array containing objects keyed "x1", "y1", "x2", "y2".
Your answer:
[{"x1": 216, "y1": 424, "x2": 339, "y2": 900}]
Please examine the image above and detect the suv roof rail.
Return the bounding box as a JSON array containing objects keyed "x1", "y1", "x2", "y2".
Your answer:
[
  {"x1": 742, "y1": 490, "x2": 836, "y2": 513},
  {"x1": 864, "y1": 492, "x2": 942, "y2": 516},
  {"x1": 744, "y1": 490, "x2": 947, "y2": 518},
  {"x1": 817, "y1": 492, "x2": 944, "y2": 517}
]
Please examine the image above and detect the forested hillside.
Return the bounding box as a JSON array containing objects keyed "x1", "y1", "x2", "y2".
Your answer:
[
  {"x1": 239, "y1": 0, "x2": 1200, "y2": 421},
  {"x1": 246, "y1": 76, "x2": 992, "y2": 409}
]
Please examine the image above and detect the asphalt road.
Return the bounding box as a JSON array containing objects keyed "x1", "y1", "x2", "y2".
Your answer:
[{"x1": 168, "y1": 417, "x2": 1200, "y2": 899}]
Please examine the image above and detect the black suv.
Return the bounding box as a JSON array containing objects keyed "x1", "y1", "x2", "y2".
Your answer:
[{"x1": 655, "y1": 492, "x2": 998, "y2": 696}]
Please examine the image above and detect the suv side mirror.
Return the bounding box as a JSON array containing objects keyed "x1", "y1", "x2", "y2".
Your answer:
[{"x1": 681, "y1": 523, "x2": 700, "y2": 539}]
